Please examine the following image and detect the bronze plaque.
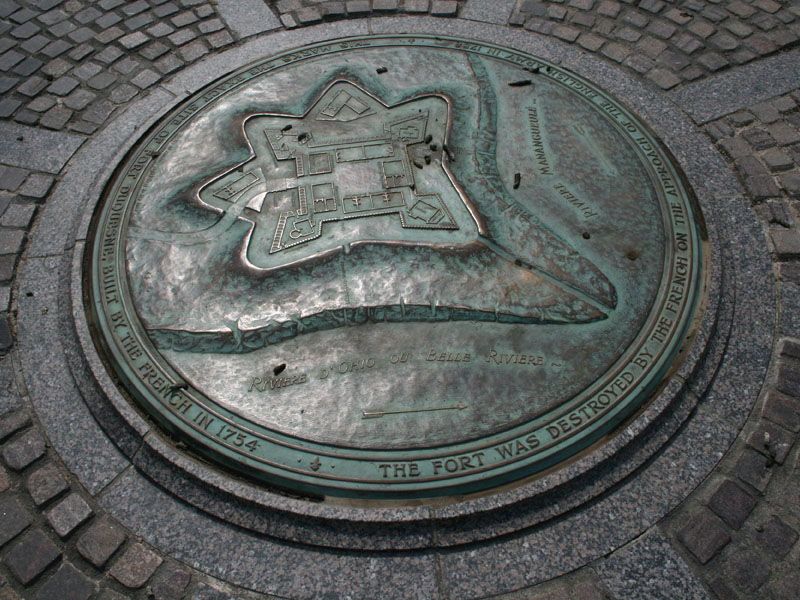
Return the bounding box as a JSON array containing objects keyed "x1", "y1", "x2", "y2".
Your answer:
[{"x1": 88, "y1": 36, "x2": 703, "y2": 499}]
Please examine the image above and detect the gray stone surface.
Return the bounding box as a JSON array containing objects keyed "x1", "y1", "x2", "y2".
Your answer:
[
  {"x1": 215, "y1": 0, "x2": 281, "y2": 39},
  {"x1": 16, "y1": 256, "x2": 128, "y2": 493},
  {"x1": 597, "y1": 530, "x2": 711, "y2": 600},
  {"x1": 0, "y1": 121, "x2": 84, "y2": 173},
  {"x1": 100, "y1": 468, "x2": 442, "y2": 599}
]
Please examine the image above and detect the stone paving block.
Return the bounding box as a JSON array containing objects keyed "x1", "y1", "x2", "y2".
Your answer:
[
  {"x1": 0, "y1": 497, "x2": 30, "y2": 548},
  {"x1": 676, "y1": 510, "x2": 731, "y2": 564},
  {"x1": 95, "y1": 12, "x2": 122, "y2": 29},
  {"x1": 296, "y1": 7, "x2": 322, "y2": 24},
  {"x1": 96, "y1": 26, "x2": 124, "y2": 44},
  {"x1": 768, "y1": 122, "x2": 800, "y2": 147},
  {"x1": 179, "y1": 39, "x2": 208, "y2": 62},
  {"x1": 0, "y1": 99, "x2": 20, "y2": 119},
  {"x1": 112, "y1": 57, "x2": 140, "y2": 75},
  {"x1": 647, "y1": 20, "x2": 676, "y2": 40},
  {"x1": 0, "y1": 462, "x2": 8, "y2": 491},
  {"x1": 118, "y1": 31, "x2": 149, "y2": 49},
  {"x1": 747, "y1": 419, "x2": 794, "y2": 465},
  {"x1": 766, "y1": 569, "x2": 800, "y2": 600},
  {"x1": 39, "y1": 105, "x2": 73, "y2": 130},
  {"x1": 0, "y1": 166, "x2": 28, "y2": 192},
  {"x1": 169, "y1": 28, "x2": 198, "y2": 46},
  {"x1": 10, "y1": 21, "x2": 40, "y2": 39},
  {"x1": 722, "y1": 546, "x2": 771, "y2": 593},
  {"x1": 50, "y1": 20, "x2": 77, "y2": 37},
  {"x1": 109, "y1": 543, "x2": 163, "y2": 589},
  {"x1": 45, "y1": 492, "x2": 93, "y2": 538},
  {"x1": 34, "y1": 563, "x2": 94, "y2": 600},
  {"x1": 198, "y1": 17, "x2": 223, "y2": 34},
  {"x1": 4, "y1": 530, "x2": 60, "y2": 585},
  {"x1": 647, "y1": 67, "x2": 681, "y2": 90},
  {"x1": 172, "y1": 10, "x2": 198, "y2": 27},
  {"x1": 87, "y1": 72, "x2": 118, "y2": 90},
  {"x1": 151, "y1": 562, "x2": 191, "y2": 600},
  {"x1": 2, "y1": 428, "x2": 45, "y2": 470},
  {"x1": 554, "y1": 25, "x2": 580, "y2": 42},
  {"x1": 47, "y1": 76, "x2": 79, "y2": 96},
  {"x1": 140, "y1": 41, "x2": 170, "y2": 60},
  {"x1": 0, "y1": 203, "x2": 35, "y2": 228},
  {"x1": 216, "y1": 0, "x2": 281, "y2": 38},
  {"x1": 762, "y1": 391, "x2": 800, "y2": 431},
  {"x1": 753, "y1": 515, "x2": 798, "y2": 558},
  {"x1": 597, "y1": 530, "x2": 709, "y2": 600},
  {"x1": 782, "y1": 173, "x2": 800, "y2": 200},
  {"x1": 125, "y1": 13, "x2": 155, "y2": 30},
  {"x1": 131, "y1": 68, "x2": 161, "y2": 88},
  {"x1": 155, "y1": 53, "x2": 183, "y2": 73},
  {"x1": 708, "y1": 479, "x2": 756, "y2": 529},
  {"x1": 68, "y1": 27, "x2": 96, "y2": 44},
  {"x1": 708, "y1": 577, "x2": 737, "y2": 600},
  {"x1": 734, "y1": 447, "x2": 773, "y2": 492},
  {"x1": 431, "y1": 1, "x2": 458, "y2": 16},
  {"x1": 742, "y1": 127, "x2": 777, "y2": 150},
  {"x1": 122, "y1": 0, "x2": 149, "y2": 16},
  {"x1": 697, "y1": 51, "x2": 729, "y2": 71},
  {"x1": 0, "y1": 411, "x2": 29, "y2": 442},
  {"x1": 76, "y1": 518, "x2": 127, "y2": 569},
  {"x1": 25, "y1": 462, "x2": 68, "y2": 506},
  {"x1": 64, "y1": 89, "x2": 96, "y2": 111},
  {"x1": 195, "y1": 5, "x2": 214, "y2": 19},
  {"x1": 206, "y1": 30, "x2": 233, "y2": 48},
  {"x1": 0, "y1": 317, "x2": 11, "y2": 352},
  {"x1": 22, "y1": 95, "x2": 51, "y2": 116},
  {"x1": 762, "y1": 148, "x2": 794, "y2": 172},
  {"x1": 110, "y1": 83, "x2": 138, "y2": 104},
  {"x1": 82, "y1": 101, "x2": 115, "y2": 125},
  {"x1": 747, "y1": 174, "x2": 781, "y2": 202},
  {"x1": 154, "y1": 2, "x2": 180, "y2": 18},
  {"x1": 95, "y1": 46, "x2": 124, "y2": 65},
  {"x1": 0, "y1": 229, "x2": 23, "y2": 258}
]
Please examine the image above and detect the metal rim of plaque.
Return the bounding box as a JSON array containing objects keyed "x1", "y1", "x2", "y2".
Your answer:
[{"x1": 87, "y1": 35, "x2": 705, "y2": 501}]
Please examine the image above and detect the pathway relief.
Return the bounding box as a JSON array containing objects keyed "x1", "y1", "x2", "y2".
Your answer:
[{"x1": 0, "y1": 1, "x2": 799, "y2": 599}]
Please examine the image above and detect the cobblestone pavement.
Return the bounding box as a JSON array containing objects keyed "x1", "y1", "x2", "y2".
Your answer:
[{"x1": 1, "y1": 0, "x2": 799, "y2": 598}]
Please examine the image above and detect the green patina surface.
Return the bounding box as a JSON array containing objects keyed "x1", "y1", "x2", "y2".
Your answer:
[{"x1": 88, "y1": 35, "x2": 703, "y2": 499}]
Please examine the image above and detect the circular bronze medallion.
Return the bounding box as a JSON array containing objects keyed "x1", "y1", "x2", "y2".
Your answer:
[{"x1": 88, "y1": 35, "x2": 704, "y2": 500}]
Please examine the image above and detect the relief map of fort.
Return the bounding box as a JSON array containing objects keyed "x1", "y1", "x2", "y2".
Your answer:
[{"x1": 117, "y1": 46, "x2": 674, "y2": 449}]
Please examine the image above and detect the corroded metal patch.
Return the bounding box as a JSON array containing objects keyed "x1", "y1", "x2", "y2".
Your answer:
[{"x1": 88, "y1": 36, "x2": 703, "y2": 500}]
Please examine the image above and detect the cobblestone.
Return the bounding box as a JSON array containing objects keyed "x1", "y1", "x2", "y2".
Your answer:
[
  {"x1": 723, "y1": 547, "x2": 771, "y2": 593},
  {"x1": 109, "y1": 542, "x2": 163, "y2": 588},
  {"x1": 753, "y1": 515, "x2": 798, "y2": 558},
  {"x1": 677, "y1": 511, "x2": 731, "y2": 563},
  {"x1": 45, "y1": 492, "x2": 93, "y2": 538},
  {"x1": 708, "y1": 479, "x2": 756, "y2": 529},
  {"x1": 4, "y1": 529, "x2": 60, "y2": 585},
  {"x1": 76, "y1": 518, "x2": 127, "y2": 569},
  {"x1": 34, "y1": 563, "x2": 94, "y2": 600},
  {"x1": 25, "y1": 462, "x2": 69, "y2": 505},
  {"x1": 0, "y1": 496, "x2": 30, "y2": 548},
  {"x1": 2, "y1": 428, "x2": 45, "y2": 470}
]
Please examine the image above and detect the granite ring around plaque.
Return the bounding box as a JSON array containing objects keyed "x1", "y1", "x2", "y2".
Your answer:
[
  {"x1": 21, "y1": 21, "x2": 770, "y2": 592},
  {"x1": 85, "y1": 34, "x2": 705, "y2": 501}
]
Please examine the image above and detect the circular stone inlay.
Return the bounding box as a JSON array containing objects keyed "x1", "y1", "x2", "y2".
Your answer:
[{"x1": 87, "y1": 35, "x2": 703, "y2": 500}]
